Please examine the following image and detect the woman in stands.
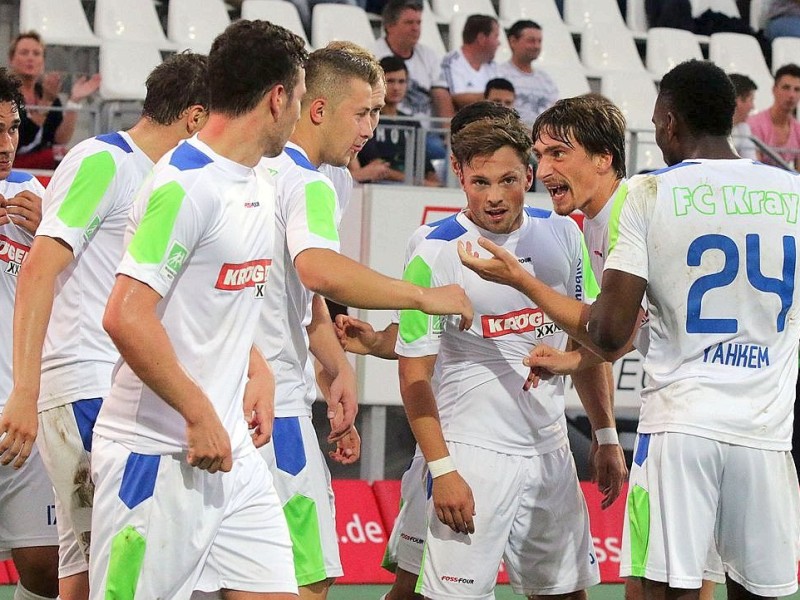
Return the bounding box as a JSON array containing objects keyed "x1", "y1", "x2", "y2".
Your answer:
[{"x1": 8, "y1": 31, "x2": 100, "y2": 169}]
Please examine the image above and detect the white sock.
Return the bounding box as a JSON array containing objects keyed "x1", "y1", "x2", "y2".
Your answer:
[{"x1": 14, "y1": 583, "x2": 57, "y2": 600}]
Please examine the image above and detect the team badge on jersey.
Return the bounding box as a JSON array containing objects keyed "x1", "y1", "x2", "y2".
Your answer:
[
  {"x1": 0, "y1": 234, "x2": 29, "y2": 277},
  {"x1": 160, "y1": 241, "x2": 189, "y2": 282},
  {"x1": 215, "y1": 259, "x2": 271, "y2": 298},
  {"x1": 481, "y1": 307, "x2": 561, "y2": 339}
]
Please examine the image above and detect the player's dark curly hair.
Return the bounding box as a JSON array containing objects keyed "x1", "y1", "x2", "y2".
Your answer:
[
  {"x1": 0, "y1": 68, "x2": 24, "y2": 113},
  {"x1": 532, "y1": 95, "x2": 627, "y2": 178},
  {"x1": 208, "y1": 20, "x2": 307, "y2": 117},
  {"x1": 452, "y1": 113, "x2": 532, "y2": 166},
  {"x1": 143, "y1": 51, "x2": 209, "y2": 126},
  {"x1": 659, "y1": 60, "x2": 735, "y2": 137}
]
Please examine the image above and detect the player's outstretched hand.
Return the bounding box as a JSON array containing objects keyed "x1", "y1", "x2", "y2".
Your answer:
[
  {"x1": 326, "y1": 368, "x2": 357, "y2": 443},
  {"x1": 419, "y1": 284, "x2": 473, "y2": 331},
  {"x1": 2, "y1": 191, "x2": 43, "y2": 235},
  {"x1": 186, "y1": 413, "x2": 232, "y2": 474},
  {"x1": 432, "y1": 471, "x2": 476, "y2": 535},
  {"x1": 334, "y1": 314, "x2": 378, "y2": 355},
  {"x1": 329, "y1": 424, "x2": 361, "y2": 465},
  {"x1": 593, "y1": 442, "x2": 627, "y2": 509},
  {"x1": 0, "y1": 391, "x2": 38, "y2": 469},
  {"x1": 457, "y1": 237, "x2": 526, "y2": 289},
  {"x1": 522, "y1": 345, "x2": 581, "y2": 390}
]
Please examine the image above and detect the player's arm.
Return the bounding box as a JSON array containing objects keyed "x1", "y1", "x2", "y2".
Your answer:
[
  {"x1": 243, "y1": 344, "x2": 275, "y2": 449},
  {"x1": 307, "y1": 294, "x2": 358, "y2": 440},
  {"x1": 457, "y1": 237, "x2": 638, "y2": 359},
  {"x1": 431, "y1": 87, "x2": 455, "y2": 118},
  {"x1": 103, "y1": 275, "x2": 232, "y2": 473},
  {"x1": 568, "y1": 338, "x2": 627, "y2": 509},
  {"x1": 0, "y1": 236, "x2": 74, "y2": 468},
  {"x1": 522, "y1": 343, "x2": 606, "y2": 390},
  {"x1": 588, "y1": 269, "x2": 647, "y2": 353},
  {"x1": 334, "y1": 314, "x2": 399, "y2": 359},
  {"x1": 451, "y1": 92, "x2": 485, "y2": 110},
  {"x1": 399, "y1": 354, "x2": 475, "y2": 535},
  {"x1": 294, "y1": 247, "x2": 473, "y2": 328}
]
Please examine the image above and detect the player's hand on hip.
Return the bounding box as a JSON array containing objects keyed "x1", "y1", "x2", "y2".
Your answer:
[
  {"x1": 329, "y1": 424, "x2": 361, "y2": 465},
  {"x1": 432, "y1": 471, "x2": 476, "y2": 535},
  {"x1": 419, "y1": 285, "x2": 473, "y2": 331},
  {"x1": 3, "y1": 191, "x2": 43, "y2": 235},
  {"x1": 0, "y1": 390, "x2": 39, "y2": 469},
  {"x1": 334, "y1": 314, "x2": 377, "y2": 355},
  {"x1": 457, "y1": 237, "x2": 526, "y2": 289},
  {"x1": 186, "y1": 414, "x2": 232, "y2": 473},
  {"x1": 522, "y1": 345, "x2": 580, "y2": 390},
  {"x1": 593, "y1": 443, "x2": 628, "y2": 509}
]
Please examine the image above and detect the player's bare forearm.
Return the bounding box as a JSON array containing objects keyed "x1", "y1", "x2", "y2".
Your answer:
[
  {"x1": 588, "y1": 269, "x2": 648, "y2": 353},
  {"x1": 308, "y1": 294, "x2": 351, "y2": 378},
  {"x1": 398, "y1": 355, "x2": 449, "y2": 462},
  {"x1": 245, "y1": 345, "x2": 274, "y2": 448},
  {"x1": 570, "y1": 351, "x2": 615, "y2": 431}
]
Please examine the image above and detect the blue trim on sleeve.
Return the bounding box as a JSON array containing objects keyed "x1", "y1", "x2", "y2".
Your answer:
[
  {"x1": 71, "y1": 398, "x2": 103, "y2": 452},
  {"x1": 633, "y1": 433, "x2": 651, "y2": 467},
  {"x1": 426, "y1": 215, "x2": 467, "y2": 241},
  {"x1": 118, "y1": 453, "x2": 161, "y2": 510},
  {"x1": 169, "y1": 142, "x2": 213, "y2": 171},
  {"x1": 285, "y1": 147, "x2": 318, "y2": 172},
  {"x1": 5, "y1": 170, "x2": 33, "y2": 183},
  {"x1": 96, "y1": 132, "x2": 133, "y2": 154},
  {"x1": 272, "y1": 416, "x2": 308, "y2": 476},
  {"x1": 648, "y1": 161, "x2": 698, "y2": 175},
  {"x1": 524, "y1": 206, "x2": 551, "y2": 219}
]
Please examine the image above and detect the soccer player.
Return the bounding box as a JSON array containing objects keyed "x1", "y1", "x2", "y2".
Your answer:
[
  {"x1": 397, "y1": 112, "x2": 626, "y2": 600},
  {"x1": 89, "y1": 20, "x2": 308, "y2": 598},
  {"x1": 0, "y1": 66, "x2": 60, "y2": 600},
  {"x1": 256, "y1": 42, "x2": 470, "y2": 600},
  {"x1": 0, "y1": 51, "x2": 209, "y2": 600}
]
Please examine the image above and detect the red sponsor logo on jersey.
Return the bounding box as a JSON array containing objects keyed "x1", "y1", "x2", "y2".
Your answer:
[
  {"x1": 215, "y1": 259, "x2": 271, "y2": 291},
  {"x1": 0, "y1": 234, "x2": 30, "y2": 267},
  {"x1": 481, "y1": 308, "x2": 547, "y2": 338}
]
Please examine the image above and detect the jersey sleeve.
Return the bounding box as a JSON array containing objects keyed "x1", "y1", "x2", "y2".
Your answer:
[
  {"x1": 284, "y1": 174, "x2": 341, "y2": 260},
  {"x1": 36, "y1": 146, "x2": 126, "y2": 257},
  {"x1": 604, "y1": 174, "x2": 652, "y2": 282},
  {"x1": 117, "y1": 178, "x2": 211, "y2": 298}
]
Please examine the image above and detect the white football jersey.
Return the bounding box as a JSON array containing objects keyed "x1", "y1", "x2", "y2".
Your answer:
[
  {"x1": 35, "y1": 131, "x2": 153, "y2": 411},
  {"x1": 95, "y1": 137, "x2": 276, "y2": 458},
  {"x1": 396, "y1": 209, "x2": 586, "y2": 456},
  {"x1": 256, "y1": 143, "x2": 345, "y2": 418},
  {"x1": 605, "y1": 159, "x2": 800, "y2": 450},
  {"x1": 0, "y1": 172, "x2": 46, "y2": 406}
]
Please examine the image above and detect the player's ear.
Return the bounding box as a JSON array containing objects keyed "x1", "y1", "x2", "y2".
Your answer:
[
  {"x1": 310, "y1": 97, "x2": 326, "y2": 126},
  {"x1": 266, "y1": 83, "x2": 287, "y2": 122},
  {"x1": 450, "y1": 153, "x2": 460, "y2": 179},
  {"x1": 594, "y1": 151, "x2": 613, "y2": 174},
  {"x1": 185, "y1": 105, "x2": 208, "y2": 135},
  {"x1": 524, "y1": 163, "x2": 534, "y2": 189}
]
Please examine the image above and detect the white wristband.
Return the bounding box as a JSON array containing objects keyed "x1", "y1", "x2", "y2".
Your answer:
[
  {"x1": 595, "y1": 427, "x2": 619, "y2": 445},
  {"x1": 65, "y1": 99, "x2": 84, "y2": 111},
  {"x1": 427, "y1": 456, "x2": 456, "y2": 478}
]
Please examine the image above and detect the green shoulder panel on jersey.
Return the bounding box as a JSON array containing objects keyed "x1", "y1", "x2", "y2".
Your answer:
[
  {"x1": 607, "y1": 180, "x2": 630, "y2": 255},
  {"x1": 56, "y1": 151, "x2": 117, "y2": 229},
  {"x1": 128, "y1": 181, "x2": 186, "y2": 264},
  {"x1": 399, "y1": 255, "x2": 433, "y2": 344},
  {"x1": 305, "y1": 180, "x2": 339, "y2": 242},
  {"x1": 581, "y1": 235, "x2": 600, "y2": 301}
]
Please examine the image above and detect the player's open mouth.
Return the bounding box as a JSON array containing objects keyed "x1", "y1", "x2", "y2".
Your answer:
[
  {"x1": 485, "y1": 208, "x2": 507, "y2": 221},
  {"x1": 547, "y1": 184, "x2": 569, "y2": 201}
]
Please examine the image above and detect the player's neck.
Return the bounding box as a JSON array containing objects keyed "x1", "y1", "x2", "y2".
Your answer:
[
  {"x1": 682, "y1": 136, "x2": 739, "y2": 161},
  {"x1": 197, "y1": 113, "x2": 269, "y2": 168},
  {"x1": 584, "y1": 176, "x2": 622, "y2": 219},
  {"x1": 127, "y1": 118, "x2": 189, "y2": 164},
  {"x1": 289, "y1": 121, "x2": 324, "y2": 167}
]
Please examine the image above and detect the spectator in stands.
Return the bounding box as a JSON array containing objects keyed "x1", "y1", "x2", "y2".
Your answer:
[
  {"x1": 729, "y1": 73, "x2": 758, "y2": 160},
  {"x1": 763, "y1": 0, "x2": 800, "y2": 41},
  {"x1": 496, "y1": 20, "x2": 559, "y2": 128},
  {"x1": 439, "y1": 15, "x2": 500, "y2": 111},
  {"x1": 373, "y1": 0, "x2": 453, "y2": 118},
  {"x1": 484, "y1": 77, "x2": 515, "y2": 107},
  {"x1": 8, "y1": 31, "x2": 101, "y2": 169},
  {"x1": 748, "y1": 63, "x2": 800, "y2": 168},
  {"x1": 349, "y1": 56, "x2": 440, "y2": 186}
]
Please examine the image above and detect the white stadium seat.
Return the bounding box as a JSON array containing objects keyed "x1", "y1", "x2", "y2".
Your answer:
[
  {"x1": 167, "y1": 0, "x2": 231, "y2": 54},
  {"x1": 99, "y1": 40, "x2": 162, "y2": 101},
  {"x1": 563, "y1": 0, "x2": 627, "y2": 30},
  {"x1": 94, "y1": 0, "x2": 177, "y2": 51},
  {"x1": 709, "y1": 32, "x2": 774, "y2": 111},
  {"x1": 646, "y1": 27, "x2": 703, "y2": 79},
  {"x1": 430, "y1": 0, "x2": 497, "y2": 23},
  {"x1": 498, "y1": 0, "x2": 562, "y2": 26},
  {"x1": 581, "y1": 22, "x2": 647, "y2": 74},
  {"x1": 20, "y1": 0, "x2": 101, "y2": 47},
  {"x1": 241, "y1": 0, "x2": 311, "y2": 49},
  {"x1": 420, "y1": 4, "x2": 447, "y2": 57},
  {"x1": 311, "y1": 4, "x2": 376, "y2": 49},
  {"x1": 772, "y1": 37, "x2": 800, "y2": 73}
]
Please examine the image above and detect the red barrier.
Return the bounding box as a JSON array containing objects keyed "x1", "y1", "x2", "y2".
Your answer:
[{"x1": 0, "y1": 560, "x2": 18, "y2": 585}]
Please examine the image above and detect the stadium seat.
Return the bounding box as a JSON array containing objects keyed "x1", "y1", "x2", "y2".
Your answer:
[
  {"x1": 581, "y1": 22, "x2": 647, "y2": 74},
  {"x1": 99, "y1": 40, "x2": 161, "y2": 101},
  {"x1": 19, "y1": 0, "x2": 101, "y2": 47},
  {"x1": 449, "y1": 12, "x2": 511, "y2": 63},
  {"x1": 241, "y1": 0, "x2": 311, "y2": 49},
  {"x1": 626, "y1": 0, "x2": 649, "y2": 34},
  {"x1": 689, "y1": 0, "x2": 740, "y2": 18},
  {"x1": 430, "y1": 0, "x2": 497, "y2": 24},
  {"x1": 772, "y1": 37, "x2": 800, "y2": 73},
  {"x1": 532, "y1": 17, "x2": 590, "y2": 97},
  {"x1": 94, "y1": 0, "x2": 177, "y2": 51},
  {"x1": 601, "y1": 70, "x2": 664, "y2": 173},
  {"x1": 709, "y1": 32, "x2": 773, "y2": 110},
  {"x1": 420, "y1": 4, "x2": 447, "y2": 57},
  {"x1": 311, "y1": 4, "x2": 376, "y2": 50},
  {"x1": 646, "y1": 27, "x2": 703, "y2": 79},
  {"x1": 541, "y1": 63, "x2": 591, "y2": 97},
  {"x1": 498, "y1": 0, "x2": 563, "y2": 25},
  {"x1": 563, "y1": 0, "x2": 627, "y2": 30},
  {"x1": 750, "y1": 0, "x2": 765, "y2": 31},
  {"x1": 167, "y1": 0, "x2": 231, "y2": 54}
]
